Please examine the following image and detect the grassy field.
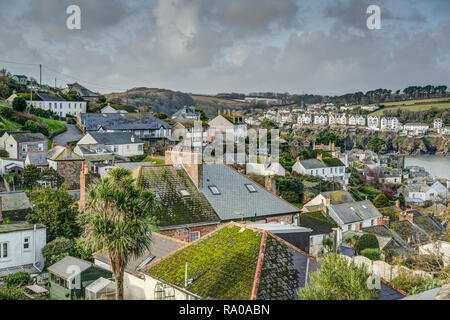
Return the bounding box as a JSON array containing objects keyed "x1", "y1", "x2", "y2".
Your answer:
[
  {"x1": 369, "y1": 97, "x2": 450, "y2": 116},
  {"x1": 0, "y1": 102, "x2": 66, "y2": 135},
  {"x1": 191, "y1": 95, "x2": 246, "y2": 106}
]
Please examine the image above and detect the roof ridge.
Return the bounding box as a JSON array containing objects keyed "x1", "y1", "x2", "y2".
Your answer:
[{"x1": 250, "y1": 231, "x2": 267, "y2": 300}]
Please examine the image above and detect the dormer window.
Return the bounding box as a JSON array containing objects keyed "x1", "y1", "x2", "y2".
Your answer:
[
  {"x1": 208, "y1": 185, "x2": 220, "y2": 195},
  {"x1": 245, "y1": 184, "x2": 257, "y2": 193}
]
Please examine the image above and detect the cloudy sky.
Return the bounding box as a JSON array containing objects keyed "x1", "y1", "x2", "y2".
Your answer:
[{"x1": 0, "y1": 0, "x2": 449, "y2": 95}]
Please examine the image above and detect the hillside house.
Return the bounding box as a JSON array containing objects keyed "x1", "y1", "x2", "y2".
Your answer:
[
  {"x1": 0, "y1": 223, "x2": 46, "y2": 275},
  {"x1": 76, "y1": 132, "x2": 144, "y2": 158},
  {"x1": 47, "y1": 146, "x2": 84, "y2": 189},
  {"x1": 327, "y1": 200, "x2": 382, "y2": 232},
  {"x1": 26, "y1": 93, "x2": 87, "y2": 117},
  {"x1": 170, "y1": 106, "x2": 200, "y2": 122},
  {"x1": 2, "y1": 132, "x2": 47, "y2": 160},
  {"x1": 63, "y1": 82, "x2": 99, "y2": 102},
  {"x1": 77, "y1": 113, "x2": 172, "y2": 141},
  {"x1": 292, "y1": 157, "x2": 348, "y2": 184},
  {"x1": 0, "y1": 191, "x2": 33, "y2": 222}
]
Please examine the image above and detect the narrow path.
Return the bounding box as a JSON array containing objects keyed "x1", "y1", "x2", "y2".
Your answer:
[{"x1": 53, "y1": 122, "x2": 84, "y2": 146}]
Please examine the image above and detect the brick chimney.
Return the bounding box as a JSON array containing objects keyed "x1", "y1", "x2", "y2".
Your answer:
[
  {"x1": 325, "y1": 197, "x2": 331, "y2": 206},
  {"x1": 377, "y1": 216, "x2": 390, "y2": 227},
  {"x1": 399, "y1": 212, "x2": 414, "y2": 224},
  {"x1": 355, "y1": 222, "x2": 361, "y2": 231},
  {"x1": 0, "y1": 196, "x2": 3, "y2": 224},
  {"x1": 79, "y1": 162, "x2": 91, "y2": 209},
  {"x1": 165, "y1": 149, "x2": 203, "y2": 188},
  {"x1": 395, "y1": 199, "x2": 401, "y2": 209}
]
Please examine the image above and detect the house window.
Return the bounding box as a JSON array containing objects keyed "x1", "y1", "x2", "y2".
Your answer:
[
  {"x1": 138, "y1": 145, "x2": 143, "y2": 151},
  {"x1": 347, "y1": 225, "x2": 351, "y2": 231},
  {"x1": 113, "y1": 146, "x2": 118, "y2": 152},
  {"x1": 23, "y1": 237, "x2": 30, "y2": 250},
  {"x1": 245, "y1": 184, "x2": 257, "y2": 193},
  {"x1": 189, "y1": 231, "x2": 200, "y2": 242},
  {"x1": 0, "y1": 242, "x2": 8, "y2": 258},
  {"x1": 38, "y1": 143, "x2": 43, "y2": 151},
  {"x1": 208, "y1": 185, "x2": 221, "y2": 195}
]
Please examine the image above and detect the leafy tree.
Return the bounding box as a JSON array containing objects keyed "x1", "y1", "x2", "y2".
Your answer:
[
  {"x1": 98, "y1": 95, "x2": 107, "y2": 103},
  {"x1": 12, "y1": 96, "x2": 27, "y2": 112},
  {"x1": 42, "y1": 237, "x2": 74, "y2": 265},
  {"x1": 195, "y1": 108, "x2": 208, "y2": 121},
  {"x1": 278, "y1": 152, "x2": 296, "y2": 171},
  {"x1": 276, "y1": 175, "x2": 304, "y2": 203},
  {"x1": 26, "y1": 185, "x2": 80, "y2": 241},
  {"x1": 355, "y1": 234, "x2": 379, "y2": 255},
  {"x1": 373, "y1": 193, "x2": 390, "y2": 208},
  {"x1": 298, "y1": 254, "x2": 376, "y2": 300},
  {"x1": 4, "y1": 272, "x2": 30, "y2": 288},
  {"x1": 367, "y1": 137, "x2": 386, "y2": 153},
  {"x1": 40, "y1": 167, "x2": 64, "y2": 188},
  {"x1": 79, "y1": 167, "x2": 160, "y2": 300},
  {"x1": 0, "y1": 149, "x2": 8, "y2": 158},
  {"x1": 23, "y1": 164, "x2": 41, "y2": 189},
  {"x1": 344, "y1": 234, "x2": 361, "y2": 253}
]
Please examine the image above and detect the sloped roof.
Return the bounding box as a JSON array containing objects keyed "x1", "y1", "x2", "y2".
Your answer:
[
  {"x1": 298, "y1": 159, "x2": 326, "y2": 169},
  {"x1": 94, "y1": 233, "x2": 185, "y2": 276},
  {"x1": 413, "y1": 216, "x2": 444, "y2": 235},
  {"x1": 26, "y1": 152, "x2": 49, "y2": 166},
  {"x1": 47, "y1": 146, "x2": 84, "y2": 161},
  {"x1": 136, "y1": 165, "x2": 220, "y2": 228},
  {"x1": 80, "y1": 113, "x2": 172, "y2": 131},
  {"x1": 47, "y1": 256, "x2": 93, "y2": 279},
  {"x1": 391, "y1": 220, "x2": 428, "y2": 244},
  {"x1": 67, "y1": 82, "x2": 98, "y2": 97},
  {"x1": 87, "y1": 132, "x2": 143, "y2": 145},
  {"x1": 298, "y1": 213, "x2": 334, "y2": 235},
  {"x1": 200, "y1": 164, "x2": 299, "y2": 221},
  {"x1": 0, "y1": 191, "x2": 32, "y2": 212},
  {"x1": 321, "y1": 190, "x2": 355, "y2": 204},
  {"x1": 143, "y1": 223, "x2": 319, "y2": 300},
  {"x1": 0, "y1": 223, "x2": 45, "y2": 234},
  {"x1": 9, "y1": 132, "x2": 46, "y2": 143},
  {"x1": 328, "y1": 200, "x2": 382, "y2": 225},
  {"x1": 362, "y1": 225, "x2": 409, "y2": 249}
]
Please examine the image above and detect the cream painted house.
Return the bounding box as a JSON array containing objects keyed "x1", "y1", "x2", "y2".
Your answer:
[{"x1": 77, "y1": 132, "x2": 144, "y2": 158}]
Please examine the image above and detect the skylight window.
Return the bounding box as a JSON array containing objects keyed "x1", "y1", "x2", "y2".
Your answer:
[
  {"x1": 208, "y1": 185, "x2": 221, "y2": 195},
  {"x1": 245, "y1": 184, "x2": 257, "y2": 193}
]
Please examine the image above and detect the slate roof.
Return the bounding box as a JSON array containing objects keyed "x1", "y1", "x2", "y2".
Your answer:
[
  {"x1": 299, "y1": 159, "x2": 327, "y2": 169},
  {"x1": 0, "y1": 191, "x2": 32, "y2": 212},
  {"x1": 298, "y1": 214, "x2": 334, "y2": 235},
  {"x1": 36, "y1": 93, "x2": 66, "y2": 102},
  {"x1": 67, "y1": 83, "x2": 98, "y2": 98},
  {"x1": 80, "y1": 113, "x2": 172, "y2": 131},
  {"x1": 200, "y1": 164, "x2": 300, "y2": 221},
  {"x1": 47, "y1": 146, "x2": 84, "y2": 161},
  {"x1": 87, "y1": 132, "x2": 143, "y2": 145},
  {"x1": 47, "y1": 256, "x2": 93, "y2": 279},
  {"x1": 413, "y1": 216, "x2": 445, "y2": 235},
  {"x1": 26, "y1": 152, "x2": 49, "y2": 166},
  {"x1": 0, "y1": 223, "x2": 45, "y2": 234},
  {"x1": 143, "y1": 223, "x2": 320, "y2": 300},
  {"x1": 321, "y1": 190, "x2": 355, "y2": 204},
  {"x1": 328, "y1": 200, "x2": 382, "y2": 225},
  {"x1": 362, "y1": 225, "x2": 409, "y2": 249},
  {"x1": 171, "y1": 107, "x2": 200, "y2": 120},
  {"x1": 136, "y1": 165, "x2": 220, "y2": 228},
  {"x1": 94, "y1": 233, "x2": 185, "y2": 276},
  {"x1": 9, "y1": 132, "x2": 46, "y2": 143},
  {"x1": 391, "y1": 220, "x2": 428, "y2": 244}
]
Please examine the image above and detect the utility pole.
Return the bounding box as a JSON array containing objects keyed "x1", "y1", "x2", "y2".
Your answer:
[
  {"x1": 126, "y1": 89, "x2": 129, "y2": 105},
  {"x1": 39, "y1": 64, "x2": 42, "y2": 87},
  {"x1": 55, "y1": 78, "x2": 57, "y2": 89}
]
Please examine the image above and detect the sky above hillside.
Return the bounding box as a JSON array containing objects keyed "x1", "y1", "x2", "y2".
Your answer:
[{"x1": 1, "y1": 0, "x2": 449, "y2": 95}]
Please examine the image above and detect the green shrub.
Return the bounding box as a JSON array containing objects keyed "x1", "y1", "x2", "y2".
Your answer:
[
  {"x1": 12, "y1": 97, "x2": 27, "y2": 112},
  {"x1": 360, "y1": 248, "x2": 381, "y2": 261},
  {"x1": 390, "y1": 270, "x2": 440, "y2": 295},
  {"x1": 42, "y1": 237, "x2": 74, "y2": 265},
  {"x1": 4, "y1": 272, "x2": 31, "y2": 288},
  {"x1": 374, "y1": 193, "x2": 390, "y2": 208},
  {"x1": 355, "y1": 234, "x2": 379, "y2": 254}
]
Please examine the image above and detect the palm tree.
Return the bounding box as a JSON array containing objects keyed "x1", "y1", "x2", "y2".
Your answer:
[
  {"x1": 79, "y1": 167, "x2": 160, "y2": 300},
  {"x1": 344, "y1": 234, "x2": 361, "y2": 254}
]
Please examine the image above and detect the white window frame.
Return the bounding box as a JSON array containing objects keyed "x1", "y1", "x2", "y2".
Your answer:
[
  {"x1": 189, "y1": 231, "x2": 200, "y2": 242},
  {"x1": 0, "y1": 242, "x2": 8, "y2": 258}
]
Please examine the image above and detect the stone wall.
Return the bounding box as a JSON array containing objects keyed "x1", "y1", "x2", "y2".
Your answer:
[{"x1": 56, "y1": 160, "x2": 83, "y2": 189}]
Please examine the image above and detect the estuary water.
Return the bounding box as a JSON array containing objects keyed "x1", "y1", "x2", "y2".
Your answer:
[{"x1": 404, "y1": 155, "x2": 450, "y2": 180}]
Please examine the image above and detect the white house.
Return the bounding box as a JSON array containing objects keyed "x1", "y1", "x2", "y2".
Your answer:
[
  {"x1": 76, "y1": 132, "x2": 144, "y2": 158},
  {"x1": 27, "y1": 93, "x2": 87, "y2": 117},
  {"x1": 430, "y1": 181, "x2": 448, "y2": 200},
  {"x1": 356, "y1": 115, "x2": 366, "y2": 126},
  {"x1": 297, "y1": 113, "x2": 312, "y2": 125},
  {"x1": 434, "y1": 118, "x2": 443, "y2": 129},
  {"x1": 327, "y1": 200, "x2": 382, "y2": 231},
  {"x1": 292, "y1": 157, "x2": 348, "y2": 184},
  {"x1": 403, "y1": 123, "x2": 429, "y2": 136},
  {"x1": 380, "y1": 117, "x2": 401, "y2": 131},
  {"x1": 101, "y1": 104, "x2": 128, "y2": 114},
  {"x1": 0, "y1": 223, "x2": 46, "y2": 273},
  {"x1": 400, "y1": 184, "x2": 441, "y2": 206},
  {"x1": 336, "y1": 114, "x2": 347, "y2": 125},
  {"x1": 314, "y1": 114, "x2": 328, "y2": 126},
  {"x1": 246, "y1": 157, "x2": 286, "y2": 176},
  {"x1": 367, "y1": 116, "x2": 379, "y2": 130}
]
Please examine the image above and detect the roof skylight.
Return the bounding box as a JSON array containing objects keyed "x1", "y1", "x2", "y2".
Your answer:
[
  {"x1": 245, "y1": 184, "x2": 257, "y2": 193},
  {"x1": 208, "y1": 185, "x2": 221, "y2": 195}
]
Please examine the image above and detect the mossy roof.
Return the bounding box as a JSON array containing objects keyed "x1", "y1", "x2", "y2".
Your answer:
[
  {"x1": 143, "y1": 223, "x2": 319, "y2": 300},
  {"x1": 390, "y1": 220, "x2": 428, "y2": 244},
  {"x1": 322, "y1": 157, "x2": 345, "y2": 167},
  {"x1": 413, "y1": 216, "x2": 444, "y2": 235},
  {"x1": 321, "y1": 190, "x2": 355, "y2": 204},
  {"x1": 136, "y1": 165, "x2": 220, "y2": 228}
]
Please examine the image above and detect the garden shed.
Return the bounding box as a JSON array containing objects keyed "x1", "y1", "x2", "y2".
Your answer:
[{"x1": 85, "y1": 277, "x2": 116, "y2": 300}]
